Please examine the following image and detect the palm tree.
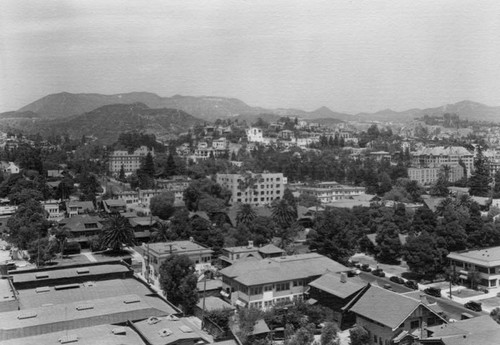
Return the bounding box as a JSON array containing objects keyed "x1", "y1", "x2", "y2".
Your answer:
[
  {"x1": 236, "y1": 203, "x2": 256, "y2": 226},
  {"x1": 151, "y1": 220, "x2": 172, "y2": 242},
  {"x1": 101, "y1": 213, "x2": 135, "y2": 252},
  {"x1": 271, "y1": 199, "x2": 296, "y2": 229}
]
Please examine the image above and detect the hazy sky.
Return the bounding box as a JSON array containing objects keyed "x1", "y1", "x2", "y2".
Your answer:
[{"x1": 1, "y1": 0, "x2": 500, "y2": 113}]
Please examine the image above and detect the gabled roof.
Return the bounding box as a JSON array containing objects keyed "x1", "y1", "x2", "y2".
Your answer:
[
  {"x1": 258, "y1": 244, "x2": 284, "y2": 255},
  {"x1": 309, "y1": 272, "x2": 366, "y2": 299},
  {"x1": 422, "y1": 197, "x2": 446, "y2": 212},
  {"x1": 58, "y1": 215, "x2": 103, "y2": 232},
  {"x1": 348, "y1": 285, "x2": 442, "y2": 330},
  {"x1": 66, "y1": 200, "x2": 95, "y2": 211},
  {"x1": 424, "y1": 315, "x2": 500, "y2": 345},
  {"x1": 130, "y1": 217, "x2": 156, "y2": 227}
]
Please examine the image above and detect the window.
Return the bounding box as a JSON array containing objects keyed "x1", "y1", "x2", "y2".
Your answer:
[
  {"x1": 293, "y1": 280, "x2": 303, "y2": 287},
  {"x1": 410, "y1": 320, "x2": 419, "y2": 329},
  {"x1": 264, "y1": 285, "x2": 273, "y2": 291},
  {"x1": 491, "y1": 279, "x2": 497, "y2": 287},
  {"x1": 276, "y1": 282, "x2": 290, "y2": 291},
  {"x1": 250, "y1": 286, "x2": 263, "y2": 295}
]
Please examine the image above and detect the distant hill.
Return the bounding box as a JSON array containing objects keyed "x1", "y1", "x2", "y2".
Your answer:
[
  {"x1": 17, "y1": 103, "x2": 204, "y2": 144},
  {"x1": 11, "y1": 92, "x2": 500, "y2": 124},
  {"x1": 18, "y1": 92, "x2": 266, "y2": 122},
  {"x1": 0, "y1": 110, "x2": 39, "y2": 119}
]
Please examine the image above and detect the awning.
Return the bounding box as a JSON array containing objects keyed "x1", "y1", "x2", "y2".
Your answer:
[
  {"x1": 459, "y1": 275, "x2": 468, "y2": 280},
  {"x1": 235, "y1": 299, "x2": 247, "y2": 307}
]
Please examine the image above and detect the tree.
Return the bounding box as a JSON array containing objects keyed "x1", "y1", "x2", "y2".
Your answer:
[
  {"x1": 236, "y1": 203, "x2": 257, "y2": 226},
  {"x1": 469, "y1": 145, "x2": 491, "y2": 197},
  {"x1": 159, "y1": 254, "x2": 198, "y2": 314},
  {"x1": 283, "y1": 188, "x2": 298, "y2": 217},
  {"x1": 429, "y1": 170, "x2": 449, "y2": 197},
  {"x1": 320, "y1": 322, "x2": 340, "y2": 345},
  {"x1": 271, "y1": 199, "x2": 296, "y2": 229},
  {"x1": 151, "y1": 220, "x2": 173, "y2": 242},
  {"x1": 118, "y1": 165, "x2": 126, "y2": 181},
  {"x1": 165, "y1": 153, "x2": 177, "y2": 177},
  {"x1": 27, "y1": 237, "x2": 58, "y2": 267},
  {"x1": 150, "y1": 191, "x2": 176, "y2": 220},
  {"x1": 142, "y1": 152, "x2": 156, "y2": 177},
  {"x1": 349, "y1": 325, "x2": 369, "y2": 345},
  {"x1": 493, "y1": 170, "x2": 500, "y2": 198},
  {"x1": 7, "y1": 198, "x2": 51, "y2": 250},
  {"x1": 309, "y1": 208, "x2": 357, "y2": 265},
  {"x1": 101, "y1": 214, "x2": 135, "y2": 252},
  {"x1": 375, "y1": 222, "x2": 402, "y2": 263},
  {"x1": 490, "y1": 307, "x2": 500, "y2": 324},
  {"x1": 403, "y1": 231, "x2": 445, "y2": 279}
]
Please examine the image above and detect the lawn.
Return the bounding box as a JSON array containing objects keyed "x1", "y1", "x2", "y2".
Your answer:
[{"x1": 451, "y1": 288, "x2": 487, "y2": 298}]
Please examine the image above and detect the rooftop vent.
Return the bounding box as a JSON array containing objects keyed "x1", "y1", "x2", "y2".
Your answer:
[
  {"x1": 165, "y1": 314, "x2": 179, "y2": 321},
  {"x1": 159, "y1": 328, "x2": 173, "y2": 337},
  {"x1": 112, "y1": 327, "x2": 127, "y2": 335},
  {"x1": 35, "y1": 286, "x2": 50, "y2": 293},
  {"x1": 59, "y1": 335, "x2": 78, "y2": 344},
  {"x1": 76, "y1": 268, "x2": 89, "y2": 274},
  {"x1": 54, "y1": 283, "x2": 80, "y2": 290},
  {"x1": 179, "y1": 325, "x2": 193, "y2": 333},
  {"x1": 340, "y1": 272, "x2": 347, "y2": 283},
  {"x1": 18, "y1": 311, "x2": 37, "y2": 320},
  {"x1": 123, "y1": 296, "x2": 141, "y2": 304},
  {"x1": 76, "y1": 304, "x2": 94, "y2": 311},
  {"x1": 147, "y1": 316, "x2": 161, "y2": 325},
  {"x1": 35, "y1": 273, "x2": 49, "y2": 279}
]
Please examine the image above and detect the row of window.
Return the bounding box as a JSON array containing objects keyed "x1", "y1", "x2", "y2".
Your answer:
[
  {"x1": 236, "y1": 196, "x2": 280, "y2": 203},
  {"x1": 237, "y1": 189, "x2": 281, "y2": 196}
]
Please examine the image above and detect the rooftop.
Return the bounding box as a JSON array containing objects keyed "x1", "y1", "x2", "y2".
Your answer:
[
  {"x1": 11, "y1": 263, "x2": 129, "y2": 284},
  {"x1": 0, "y1": 278, "x2": 16, "y2": 302},
  {"x1": 348, "y1": 285, "x2": 441, "y2": 330},
  {"x1": 146, "y1": 241, "x2": 213, "y2": 256},
  {"x1": 0, "y1": 294, "x2": 176, "y2": 341},
  {"x1": 414, "y1": 146, "x2": 473, "y2": 157},
  {"x1": 0, "y1": 324, "x2": 146, "y2": 345},
  {"x1": 309, "y1": 272, "x2": 366, "y2": 299},
  {"x1": 258, "y1": 244, "x2": 284, "y2": 255},
  {"x1": 220, "y1": 253, "x2": 348, "y2": 286},
  {"x1": 196, "y1": 296, "x2": 235, "y2": 312},
  {"x1": 58, "y1": 215, "x2": 103, "y2": 231},
  {"x1": 448, "y1": 246, "x2": 500, "y2": 267},
  {"x1": 133, "y1": 315, "x2": 213, "y2": 345},
  {"x1": 424, "y1": 315, "x2": 500, "y2": 345}
]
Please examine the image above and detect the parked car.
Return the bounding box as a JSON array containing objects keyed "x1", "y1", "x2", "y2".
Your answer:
[
  {"x1": 383, "y1": 284, "x2": 393, "y2": 290},
  {"x1": 464, "y1": 301, "x2": 482, "y2": 312},
  {"x1": 404, "y1": 280, "x2": 418, "y2": 290},
  {"x1": 389, "y1": 276, "x2": 405, "y2": 284},
  {"x1": 347, "y1": 268, "x2": 361, "y2": 277},
  {"x1": 424, "y1": 287, "x2": 441, "y2": 298},
  {"x1": 360, "y1": 264, "x2": 372, "y2": 272},
  {"x1": 372, "y1": 269, "x2": 385, "y2": 277}
]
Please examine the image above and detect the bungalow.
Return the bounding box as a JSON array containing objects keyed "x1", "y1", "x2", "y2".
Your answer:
[
  {"x1": 345, "y1": 285, "x2": 446, "y2": 345},
  {"x1": 58, "y1": 215, "x2": 104, "y2": 246},
  {"x1": 66, "y1": 200, "x2": 95, "y2": 217}
]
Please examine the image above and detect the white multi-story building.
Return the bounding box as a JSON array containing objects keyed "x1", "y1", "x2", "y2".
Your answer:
[
  {"x1": 108, "y1": 146, "x2": 154, "y2": 174},
  {"x1": 42, "y1": 200, "x2": 64, "y2": 222},
  {"x1": 216, "y1": 172, "x2": 287, "y2": 206},
  {"x1": 448, "y1": 246, "x2": 500, "y2": 290},
  {"x1": 408, "y1": 164, "x2": 465, "y2": 185},
  {"x1": 246, "y1": 127, "x2": 264, "y2": 143},
  {"x1": 219, "y1": 253, "x2": 348, "y2": 309},
  {"x1": 294, "y1": 181, "x2": 365, "y2": 204},
  {"x1": 412, "y1": 146, "x2": 473, "y2": 176}
]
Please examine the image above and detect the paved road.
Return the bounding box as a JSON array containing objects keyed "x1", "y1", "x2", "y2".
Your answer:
[
  {"x1": 358, "y1": 272, "x2": 413, "y2": 293},
  {"x1": 358, "y1": 272, "x2": 486, "y2": 320}
]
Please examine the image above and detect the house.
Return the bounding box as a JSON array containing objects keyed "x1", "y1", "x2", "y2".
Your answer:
[
  {"x1": 246, "y1": 127, "x2": 264, "y2": 143},
  {"x1": 103, "y1": 198, "x2": 127, "y2": 213},
  {"x1": 139, "y1": 241, "x2": 214, "y2": 289},
  {"x1": 42, "y1": 200, "x2": 64, "y2": 222},
  {"x1": 58, "y1": 215, "x2": 104, "y2": 246},
  {"x1": 447, "y1": 246, "x2": 500, "y2": 290},
  {"x1": 293, "y1": 181, "x2": 365, "y2": 204},
  {"x1": 307, "y1": 272, "x2": 368, "y2": 328},
  {"x1": 129, "y1": 216, "x2": 156, "y2": 241},
  {"x1": 345, "y1": 285, "x2": 446, "y2": 345},
  {"x1": 0, "y1": 161, "x2": 19, "y2": 175},
  {"x1": 219, "y1": 253, "x2": 348, "y2": 309},
  {"x1": 219, "y1": 242, "x2": 285, "y2": 268},
  {"x1": 65, "y1": 200, "x2": 95, "y2": 217},
  {"x1": 421, "y1": 315, "x2": 500, "y2": 345}
]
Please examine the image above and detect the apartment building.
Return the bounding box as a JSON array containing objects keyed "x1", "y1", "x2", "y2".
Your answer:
[
  {"x1": 447, "y1": 246, "x2": 500, "y2": 290},
  {"x1": 412, "y1": 146, "x2": 473, "y2": 176},
  {"x1": 293, "y1": 181, "x2": 365, "y2": 204},
  {"x1": 219, "y1": 253, "x2": 348, "y2": 309},
  {"x1": 140, "y1": 241, "x2": 214, "y2": 289},
  {"x1": 408, "y1": 164, "x2": 465, "y2": 185},
  {"x1": 216, "y1": 172, "x2": 287, "y2": 206},
  {"x1": 42, "y1": 200, "x2": 64, "y2": 222},
  {"x1": 108, "y1": 146, "x2": 154, "y2": 174}
]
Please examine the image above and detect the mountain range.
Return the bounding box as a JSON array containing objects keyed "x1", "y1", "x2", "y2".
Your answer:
[{"x1": 1, "y1": 92, "x2": 500, "y2": 142}]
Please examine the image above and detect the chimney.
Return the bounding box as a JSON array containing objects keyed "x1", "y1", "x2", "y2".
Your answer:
[
  {"x1": 248, "y1": 241, "x2": 254, "y2": 249},
  {"x1": 189, "y1": 236, "x2": 194, "y2": 242},
  {"x1": 340, "y1": 272, "x2": 347, "y2": 283}
]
